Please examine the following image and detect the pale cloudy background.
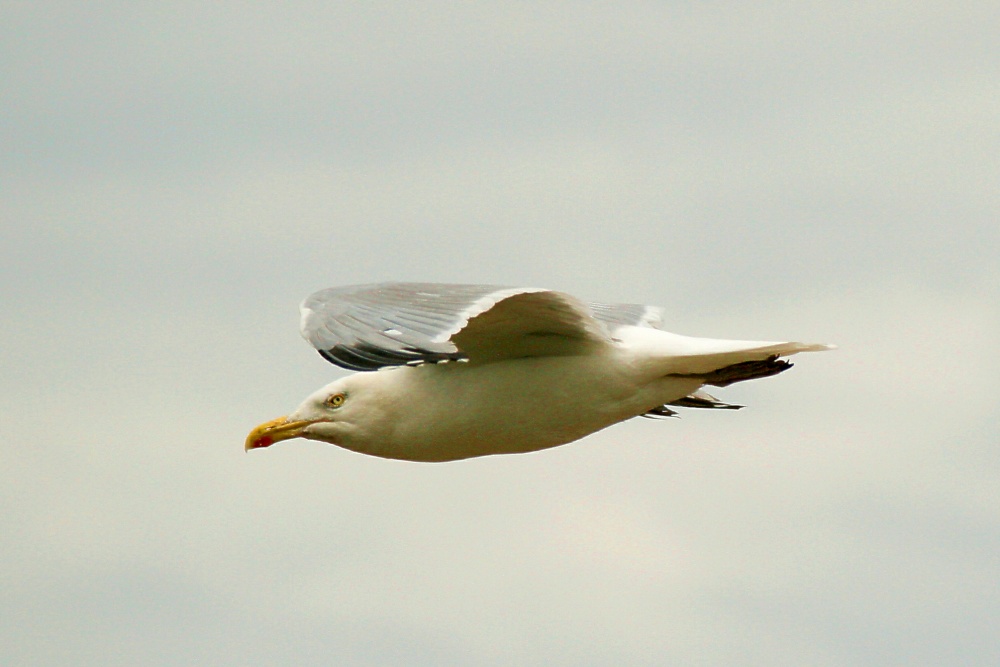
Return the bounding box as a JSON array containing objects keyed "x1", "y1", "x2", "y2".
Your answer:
[{"x1": 2, "y1": 2, "x2": 998, "y2": 665}]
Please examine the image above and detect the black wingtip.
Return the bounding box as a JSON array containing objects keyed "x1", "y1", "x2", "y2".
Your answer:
[
  {"x1": 318, "y1": 343, "x2": 466, "y2": 372},
  {"x1": 699, "y1": 355, "x2": 793, "y2": 388},
  {"x1": 642, "y1": 405, "x2": 680, "y2": 418}
]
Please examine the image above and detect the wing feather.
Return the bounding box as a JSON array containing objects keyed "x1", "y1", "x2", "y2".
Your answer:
[
  {"x1": 300, "y1": 282, "x2": 614, "y2": 371},
  {"x1": 587, "y1": 302, "x2": 665, "y2": 332}
]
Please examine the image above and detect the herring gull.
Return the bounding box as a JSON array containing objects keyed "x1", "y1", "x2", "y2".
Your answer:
[{"x1": 246, "y1": 283, "x2": 832, "y2": 461}]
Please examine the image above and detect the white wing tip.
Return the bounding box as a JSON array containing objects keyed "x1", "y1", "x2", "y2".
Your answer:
[{"x1": 298, "y1": 304, "x2": 315, "y2": 339}]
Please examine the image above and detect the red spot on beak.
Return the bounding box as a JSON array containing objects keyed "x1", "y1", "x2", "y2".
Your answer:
[{"x1": 245, "y1": 416, "x2": 304, "y2": 452}]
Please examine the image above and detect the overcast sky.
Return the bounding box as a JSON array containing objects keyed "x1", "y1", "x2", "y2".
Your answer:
[{"x1": 2, "y1": 3, "x2": 998, "y2": 665}]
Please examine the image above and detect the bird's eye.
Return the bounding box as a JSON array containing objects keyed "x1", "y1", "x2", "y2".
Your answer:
[{"x1": 325, "y1": 393, "x2": 346, "y2": 408}]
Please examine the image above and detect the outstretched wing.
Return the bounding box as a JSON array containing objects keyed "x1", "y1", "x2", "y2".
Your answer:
[{"x1": 300, "y1": 282, "x2": 613, "y2": 371}]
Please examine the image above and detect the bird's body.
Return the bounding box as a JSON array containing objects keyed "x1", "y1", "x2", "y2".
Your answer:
[
  {"x1": 247, "y1": 283, "x2": 832, "y2": 462},
  {"x1": 304, "y1": 352, "x2": 701, "y2": 461}
]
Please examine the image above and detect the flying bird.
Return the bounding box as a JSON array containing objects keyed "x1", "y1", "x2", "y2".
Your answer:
[{"x1": 246, "y1": 283, "x2": 832, "y2": 462}]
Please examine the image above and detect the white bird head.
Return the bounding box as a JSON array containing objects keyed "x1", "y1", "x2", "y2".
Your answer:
[{"x1": 245, "y1": 372, "x2": 393, "y2": 453}]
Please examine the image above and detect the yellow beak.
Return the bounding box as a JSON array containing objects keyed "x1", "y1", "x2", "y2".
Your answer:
[{"x1": 245, "y1": 416, "x2": 313, "y2": 451}]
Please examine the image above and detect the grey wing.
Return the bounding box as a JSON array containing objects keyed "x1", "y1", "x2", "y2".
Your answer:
[
  {"x1": 300, "y1": 282, "x2": 611, "y2": 371},
  {"x1": 301, "y1": 282, "x2": 515, "y2": 370},
  {"x1": 588, "y1": 301, "x2": 666, "y2": 334}
]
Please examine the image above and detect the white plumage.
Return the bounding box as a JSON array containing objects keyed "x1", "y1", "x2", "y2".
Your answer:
[{"x1": 246, "y1": 283, "x2": 832, "y2": 462}]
